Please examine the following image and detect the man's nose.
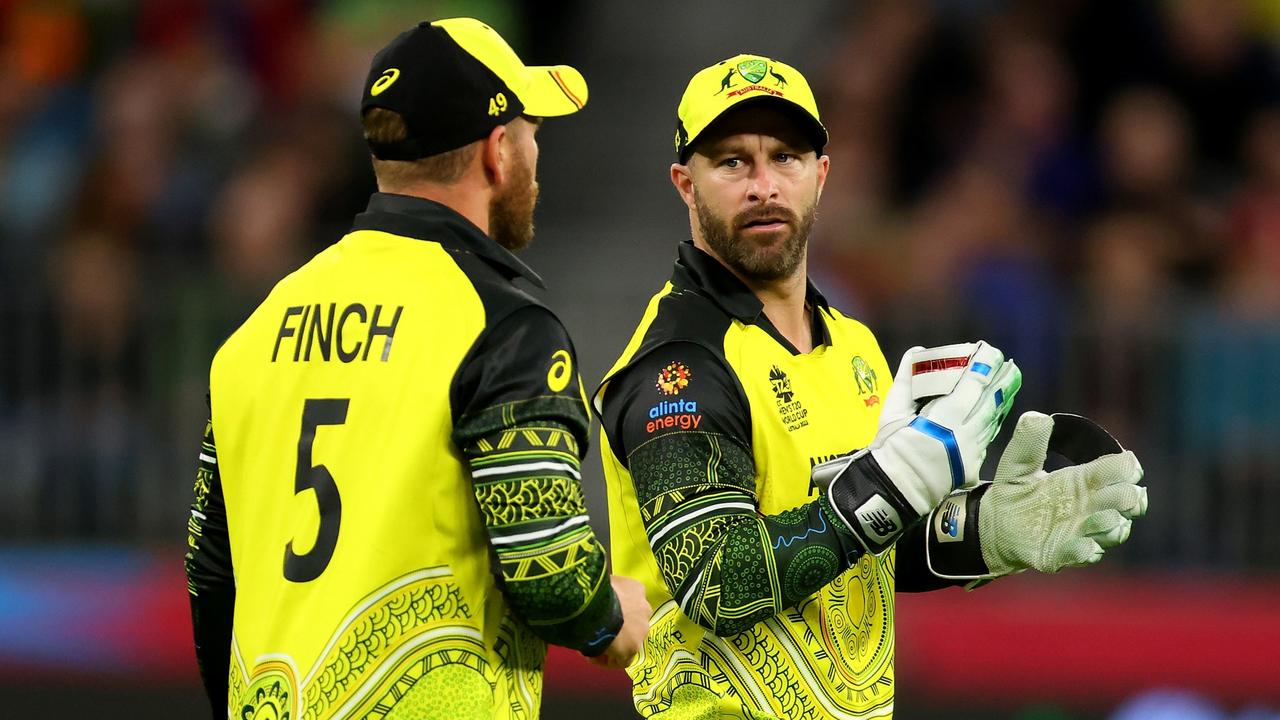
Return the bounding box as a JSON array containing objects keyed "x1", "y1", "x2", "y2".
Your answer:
[{"x1": 745, "y1": 162, "x2": 781, "y2": 203}]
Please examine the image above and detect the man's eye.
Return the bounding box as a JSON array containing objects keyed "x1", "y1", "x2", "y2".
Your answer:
[
  {"x1": 776, "y1": 153, "x2": 794, "y2": 164},
  {"x1": 722, "y1": 158, "x2": 741, "y2": 168}
]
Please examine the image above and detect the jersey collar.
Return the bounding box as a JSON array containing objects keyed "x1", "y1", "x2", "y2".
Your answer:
[
  {"x1": 672, "y1": 240, "x2": 833, "y2": 350},
  {"x1": 350, "y1": 192, "x2": 546, "y2": 289}
]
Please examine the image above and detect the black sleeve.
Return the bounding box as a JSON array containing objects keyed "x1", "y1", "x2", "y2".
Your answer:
[
  {"x1": 450, "y1": 306, "x2": 622, "y2": 654},
  {"x1": 184, "y1": 415, "x2": 235, "y2": 718},
  {"x1": 451, "y1": 305, "x2": 591, "y2": 449},
  {"x1": 893, "y1": 522, "x2": 965, "y2": 592},
  {"x1": 601, "y1": 342, "x2": 753, "y2": 465},
  {"x1": 601, "y1": 343, "x2": 864, "y2": 637}
]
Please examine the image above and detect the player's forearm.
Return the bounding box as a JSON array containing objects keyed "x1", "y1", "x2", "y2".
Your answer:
[
  {"x1": 495, "y1": 529, "x2": 622, "y2": 651},
  {"x1": 629, "y1": 431, "x2": 862, "y2": 636},
  {"x1": 664, "y1": 497, "x2": 861, "y2": 637},
  {"x1": 464, "y1": 419, "x2": 622, "y2": 652},
  {"x1": 479, "y1": 482, "x2": 622, "y2": 651}
]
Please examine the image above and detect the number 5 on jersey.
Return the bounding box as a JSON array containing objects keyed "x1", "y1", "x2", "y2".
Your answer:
[{"x1": 284, "y1": 398, "x2": 349, "y2": 582}]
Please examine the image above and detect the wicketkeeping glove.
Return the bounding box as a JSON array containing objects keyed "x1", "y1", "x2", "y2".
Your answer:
[
  {"x1": 817, "y1": 341, "x2": 1022, "y2": 554},
  {"x1": 925, "y1": 411, "x2": 1148, "y2": 581}
]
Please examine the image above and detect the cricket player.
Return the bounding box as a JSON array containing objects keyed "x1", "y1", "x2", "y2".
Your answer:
[
  {"x1": 594, "y1": 54, "x2": 1149, "y2": 719},
  {"x1": 184, "y1": 19, "x2": 649, "y2": 720}
]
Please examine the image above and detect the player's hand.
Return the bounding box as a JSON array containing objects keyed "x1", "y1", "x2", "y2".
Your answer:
[
  {"x1": 977, "y1": 411, "x2": 1147, "y2": 575},
  {"x1": 588, "y1": 576, "x2": 651, "y2": 670},
  {"x1": 816, "y1": 341, "x2": 1021, "y2": 554}
]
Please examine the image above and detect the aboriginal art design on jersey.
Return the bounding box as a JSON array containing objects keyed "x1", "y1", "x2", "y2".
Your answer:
[
  {"x1": 301, "y1": 570, "x2": 474, "y2": 718},
  {"x1": 229, "y1": 567, "x2": 510, "y2": 720}
]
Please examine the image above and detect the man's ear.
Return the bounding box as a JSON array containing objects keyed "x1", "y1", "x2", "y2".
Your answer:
[
  {"x1": 482, "y1": 124, "x2": 508, "y2": 187},
  {"x1": 670, "y1": 162, "x2": 696, "y2": 210},
  {"x1": 815, "y1": 153, "x2": 830, "y2": 200}
]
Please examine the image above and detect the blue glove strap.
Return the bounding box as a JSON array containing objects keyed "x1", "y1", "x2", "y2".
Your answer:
[{"x1": 908, "y1": 416, "x2": 964, "y2": 490}]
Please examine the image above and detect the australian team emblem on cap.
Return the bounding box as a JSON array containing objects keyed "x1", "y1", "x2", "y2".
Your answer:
[
  {"x1": 675, "y1": 52, "x2": 827, "y2": 160},
  {"x1": 715, "y1": 57, "x2": 788, "y2": 97},
  {"x1": 737, "y1": 58, "x2": 767, "y2": 84}
]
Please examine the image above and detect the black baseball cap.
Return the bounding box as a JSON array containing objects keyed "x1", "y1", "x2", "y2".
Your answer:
[{"x1": 361, "y1": 18, "x2": 589, "y2": 161}]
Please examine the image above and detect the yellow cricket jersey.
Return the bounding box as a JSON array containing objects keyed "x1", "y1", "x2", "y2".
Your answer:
[
  {"x1": 595, "y1": 242, "x2": 897, "y2": 719},
  {"x1": 189, "y1": 193, "x2": 618, "y2": 720}
]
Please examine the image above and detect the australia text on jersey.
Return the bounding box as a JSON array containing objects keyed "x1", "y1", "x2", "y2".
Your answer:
[{"x1": 271, "y1": 302, "x2": 404, "y2": 363}]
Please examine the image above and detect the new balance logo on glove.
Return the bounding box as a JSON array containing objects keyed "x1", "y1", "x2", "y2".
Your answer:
[
  {"x1": 864, "y1": 509, "x2": 898, "y2": 537},
  {"x1": 855, "y1": 495, "x2": 902, "y2": 542}
]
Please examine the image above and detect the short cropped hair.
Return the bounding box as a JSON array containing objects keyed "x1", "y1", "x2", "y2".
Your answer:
[{"x1": 362, "y1": 108, "x2": 479, "y2": 187}]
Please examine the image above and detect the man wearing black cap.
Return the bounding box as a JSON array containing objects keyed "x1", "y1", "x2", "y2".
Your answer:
[
  {"x1": 185, "y1": 18, "x2": 648, "y2": 720},
  {"x1": 594, "y1": 54, "x2": 1148, "y2": 718}
]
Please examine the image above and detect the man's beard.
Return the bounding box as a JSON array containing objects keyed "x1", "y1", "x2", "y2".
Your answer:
[
  {"x1": 490, "y1": 154, "x2": 538, "y2": 251},
  {"x1": 694, "y1": 191, "x2": 816, "y2": 283}
]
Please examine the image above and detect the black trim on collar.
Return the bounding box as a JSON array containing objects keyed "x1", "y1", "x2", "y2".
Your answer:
[
  {"x1": 671, "y1": 241, "x2": 832, "y2": 352},
  {"x1": 350, "y1": 192, "x2": 545, "y2": 289}
]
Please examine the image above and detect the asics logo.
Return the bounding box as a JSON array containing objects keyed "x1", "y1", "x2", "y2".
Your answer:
[{"x1": 371, "y1": 68, "x2": 400, "y2": 96}]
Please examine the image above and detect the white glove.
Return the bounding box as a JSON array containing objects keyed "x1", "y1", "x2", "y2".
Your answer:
[
  {"x1": 925, "y1": 411, "x2": 1148, "y2": 579},
  {"x1": 817, "y1": 341, "x2": 1021, "y2": 554}
]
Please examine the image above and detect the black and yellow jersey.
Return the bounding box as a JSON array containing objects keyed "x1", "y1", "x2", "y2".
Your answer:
[
  {"x1": 186, "y1": 193, "x2": 620, "y2": 720},
  {"x1": 595, "y1": 242, "x2": 948, "y2": 719}
]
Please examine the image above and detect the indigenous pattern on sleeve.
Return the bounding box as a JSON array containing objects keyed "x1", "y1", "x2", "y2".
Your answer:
[
  {"x1": 452, "y1": 306, "x2": 620, "y2": 653},
  {"x1": 595, "y1": 242, "x2": 900, "y2": 719},
  {"x1": 185, "y1": 417, "x2": 236, "y2": 718},
  {"x1": 186, "y1": 418, "x2": 232, "y2": 595},
  {"x1": 609, "y1": 344, "x2": 862, "y2": 637}
]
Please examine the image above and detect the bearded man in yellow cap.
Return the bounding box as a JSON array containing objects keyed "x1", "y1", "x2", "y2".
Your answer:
[{"x1": 593, "y1": 55, "x2": 1148, "y2": 719}]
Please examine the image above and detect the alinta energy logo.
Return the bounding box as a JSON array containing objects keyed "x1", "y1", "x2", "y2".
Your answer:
[
  {"x1": 656, "y1": 361, "x2": 692, "y2": 396},
  {"x1": 769, "y1": 365, "x2": 809, "y2": 432},
  {"x1": 649, "y1": 362, "x2": 699, "y2": 434},
  {"x1": 646, "y1": 398, "x2": 702, "y2": 434}
]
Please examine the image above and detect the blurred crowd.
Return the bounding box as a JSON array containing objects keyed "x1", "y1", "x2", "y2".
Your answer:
[
  {"x1": 810, "y1": 0, "x2": 1279, "y2": 567},
  {"x1": 817, "y1": 0, "x2": 1279, "y2": 321},
  {"x1": 0, "y1": 0, "x2": 1276, "y2": 568}
]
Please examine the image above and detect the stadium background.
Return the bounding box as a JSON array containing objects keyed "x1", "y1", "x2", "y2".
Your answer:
[{"x1": 0, "y1": 0, "x2": 1277, "y2": 717}]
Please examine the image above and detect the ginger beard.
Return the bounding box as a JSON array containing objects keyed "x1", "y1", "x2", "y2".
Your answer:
[
  {"x1": 490, "y1": 144, "x2": 538, "y2": 251},
  {"x1": 693, "y1": 188, "x2": 817, "y2": 282}
]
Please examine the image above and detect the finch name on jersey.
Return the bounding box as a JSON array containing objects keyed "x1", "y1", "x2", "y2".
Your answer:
[{"x1": 271, "y1": 302, "x2": 404, "y2": 364}]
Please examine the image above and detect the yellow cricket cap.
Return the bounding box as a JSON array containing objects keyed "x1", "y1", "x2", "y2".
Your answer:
[
  {"x1": 361, "y1": 18, "x2": 588, "y2": 160},
  {"x1": 675, "y1": 54, "x2": 827, "y2": 162},
  {"x1": 433, "y1": 18, "x2": 588, "y2": 118}
]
